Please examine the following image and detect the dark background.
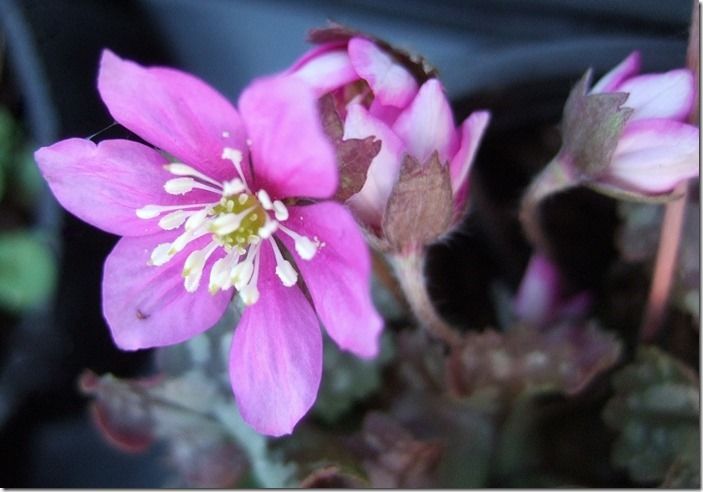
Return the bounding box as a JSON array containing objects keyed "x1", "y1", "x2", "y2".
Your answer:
[{"x1": 0, "y1": 0, "x2": 693, "y2": 486}]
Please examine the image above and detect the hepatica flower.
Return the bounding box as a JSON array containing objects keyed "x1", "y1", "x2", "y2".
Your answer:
[
  {"x1": 589, "y1": 51, "x2": 699, "y2": 196},
  {"x1": 290, "y1": 34, "x2": 490, "y2": 238},
  {"x1": 35, "y1": 50, "x2": 382, "y2": 436}
]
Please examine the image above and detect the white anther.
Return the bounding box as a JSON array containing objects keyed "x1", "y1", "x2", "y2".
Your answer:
[
  {"x1": 272, "y1": 200, "x2": 289, "y2": 221},
  {"x1": 136, "y1": 205, "x2": 163, "y2": 219},
  {"x1": 211, "y1": 211, "x2": 249, "y2": 235},
  {"x1": 240, "y1": 284, "x2": 260, "y2": 305},
  {"x1": 208, "y1": 250, "x2": 239, "y2": 294},
  {"x1": 182, "y1": 241, "x2": 218, "y2": 293},
  {"x1": 258, "y1": 219, "x2": 278, "y2": 239},
  {"x1": 158, "y1": 210, "x2": 189, "y2": 230},
  {"x1": 221, "y1": 147, "x2": 243, "y2": 165},
  {"x1": 278, "y1": 224, "x2": 318, "y2": 260},
  {"x1": 257, "y1": 189, "x2": 273, "y2": 210},
  {"x1": 238, "y1": 193, "x2": 249, "y2": 205},
  {"x1": 149, "y1": 243, "x2": 173, "y2": 266},
  {"x1": 163, "y1": 163, "x2": 223, "y2": 188},
  {"x1": 185, "y1": 208, "x2": 210, "y2": 231},
  {"x1": 164, "y1": 177, "x2": 197, "y2": 195},
  {"x1": 231, "y1": 259, "x2": 254, "y2": 290},
  {"x1": 223, "y1": 179, "x2": 245, "y2": 196},
  {"x1": 270, "y1": 239, "x2": 298, "y2": 287}
]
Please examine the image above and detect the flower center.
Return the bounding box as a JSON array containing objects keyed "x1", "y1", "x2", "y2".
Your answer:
[{"x1": 135, "y1": 145, "x2": 319, "y2": 305}]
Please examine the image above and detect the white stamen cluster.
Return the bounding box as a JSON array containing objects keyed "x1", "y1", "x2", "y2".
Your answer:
[{"x1": 135, "y1": 146, "x2": 319, "y2": 305}]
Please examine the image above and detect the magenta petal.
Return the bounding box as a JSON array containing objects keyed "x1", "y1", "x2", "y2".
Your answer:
[
  {"x1": 392, "y1": 79, "x2": 457, "y2": 164},
  {"x1": 34, "y1": 138, "x2": 213, "y2": 236},
  {"x1": 279, "y1": 203, "x2": 383, "y2": 358},
  {"x1": 98, "y1": 49, "x2": 247, "y2": 183},
  {"x1": 617, "y1": 69, "x2": 695, "y2": 122},
  {"x1": 344, "y1": 104, "x2": 404, "y2": 227},
  {"x1": 102, "y1": 231, "x2": 230, "y2": 350},
  {"x1": 449, "y1": 110, "x2": 490, "y2": 194},
  {"x1": 289, "y1": 44, "x2": 358, "y2": 96},
  {"x1": 348, "y1": 37, "x2": 418, "y2": 108},
  {"x1": 605, "y1": 119, "x2": 699, "y2": 193},
  {"x1": 514, "y1": 254, "x2": 562, "y2": 327},
  {"x1": 239, "y1": 76, "x2": 337, "y2": 199},
  {"x1": 591, "y1": 51, "x2": 641, "y2": 93},
  {"x1": 229, "y1": 245, "x2": 322, "y2": 436}
]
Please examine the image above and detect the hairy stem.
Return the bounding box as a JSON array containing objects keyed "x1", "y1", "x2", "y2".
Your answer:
[{"x1": 390, "y1": 249, "x2": 461, "y2": 347}]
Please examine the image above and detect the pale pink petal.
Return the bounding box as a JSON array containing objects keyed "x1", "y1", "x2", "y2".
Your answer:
[
  {"x1": 229, "y1": 245, "x2": 322, "y2": 436},
  {"x1": 98, "y1": 49, "x2": 247, "y2": 183},
  {"x1": 279, "y1": 203, "x2": 382, "y2": 358},
  {"x1": 591, "y1": 51, "x2": 641, "y2": 93},
  {"x1": 289, "y1": 43, "x2": 358, "y2": 96},
  {"x1": 102, "y1": 231, "x2": 230, "y2": 350},
  {"x1": 392, "y1": 79, "x2": 457, "y2": 164},
  {"x1": 348, "y1": 37, "x2": 418, "y2": 108},
  {"x1": 514, "y1": 254, "x2": 562, "y2": 327},
  {"x1": 449, "y1": 110, "x2": 490, "y2": 194},
  {"x1": 617, "y1": 69, "x2": 695, "y2": 122},
  {"x1": 34, "y1": 138, "x2": 215, "y2": 237},
  {"x1": 343, "y1": 104, "x2": 404, "y2": 227},
  {"x1": 604, "y1": 119, "x2": 699, "y2": 193},
  {"x1": 238, "y1": 75, "x2": 337, "y2": 199}
]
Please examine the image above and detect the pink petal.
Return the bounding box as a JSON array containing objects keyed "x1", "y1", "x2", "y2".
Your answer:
[
  {"x1": 348, "y1": 37, "x2": 418, "y2": 108},
  {"x1": 392, "y1": 79, "x2": 458, "y2": 164},
  {"x1": 238, "y1": 75, "x2": 337, "y2": 199},
  {"x1": 604, "y1": 119, "x2": 699, "y2": 193},
  {"x1": 514, "y1": 254, "x2": 562, "y2": 327},
  {"x1": 591, "y1": 51, "x2": 641, "y2": 93},
  {"x1": 229, "y1": 245, "x2": 322, "y2": 436},
  {"x1": 617, "y1": 69, "x2": 695, "y2": 122},
  {"x1": 98, "y1": 49, "x2": 247, "y2": 184},
  {"x1": 449, "y1": 110, "x2": 490, "y2": 195},
  {"x1": 289, "y1": 43, "x2": 358, "y2": 96},
  {"x1": 343, "y1": 104, "x2": 404, "y2": 227},
  {"x1": 279, "y1": 203, "x2": 383, "y2": 358},
  {"x1": 102, "y1": 231, "x2": 230, "y2": 350},
  {"x1": 34, "y1": 138, "x2": 214, "y2": 237}
]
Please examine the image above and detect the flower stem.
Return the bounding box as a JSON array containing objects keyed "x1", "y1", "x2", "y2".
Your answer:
[
  {"x1": 518, "y1": 158, "x2": 575, "y2": 254},
  {"x1": 390, "y1": 250, "x2": 461, "y2": 347},
  {"x1": 640, "y1": 1, "x2": 699, "y2": 342}
]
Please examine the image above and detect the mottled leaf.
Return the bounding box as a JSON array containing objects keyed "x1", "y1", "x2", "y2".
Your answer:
[
  {"x1": 313, "y1": 333, "x2": 393, "y2": 423},
  {"x1": 0, "y1": 232, "x2": 56, "y2": 312},
  {"x1": 383, "y1": 153, "x2": 453, "y2": 250},
  {"x1": 602, "y1": 347, "x2": 700, "y2": 487},
  {"x1": 361, "y1": 412, "x2": 443, "y2": 488},
  {"x1": 447, "y1": 322, "x2": 621, "y2": 402},
  {"x1": 559, "y1": 70, "x2": 633, "y2": 178}
]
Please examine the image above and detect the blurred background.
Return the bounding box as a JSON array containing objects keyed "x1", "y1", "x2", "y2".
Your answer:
[{"x1": 0, "y1": 0, "x2": 694, "y2": 486}]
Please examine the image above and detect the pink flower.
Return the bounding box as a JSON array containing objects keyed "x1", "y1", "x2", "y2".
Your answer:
[
  {"x1": 291, "y1": 36, "x2": 489, "y2": 234},
  {"x1": 34, "y1": 50, "x2": 382, "y2": 436},
  {"x1": 343, "y1": 78, "x2": 490, "y2": 232},
  {"x1": 289, "y1": 35, "x2": 419, "y2": 122},
  {"x1": 514, "y1": 254, "x2": 591, "y2": 329},
  {"x1": 590, "y1": 51, "x2": 699, "y2": 195}
]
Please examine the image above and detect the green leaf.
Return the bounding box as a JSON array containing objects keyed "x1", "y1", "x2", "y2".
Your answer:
[
  {"x1": 0, "y1": 232, "x2": 56, "y2": 312},
  {"x1": 603, "y1": 347, "x2": 700, "y2": 486},
  {"x1": 313, "y1": 332, "x2": 393, "y2": 424}
]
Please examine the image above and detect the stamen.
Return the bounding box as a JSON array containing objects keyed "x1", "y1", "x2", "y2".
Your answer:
[
  {"x1": 208, "y1": 249, "x2": 240, "y2": 294},
  {"x1": 164, "y1": 163, "x2": 223, "y2": 188},
  {"x1": 182, "y1": 241, "x2": 219, "y2": 293},
  {"x1": 231, "y1": 243, "x2": 260, "y2": 291},
  {"x1": 270, "y1": 239, "x2": 297, "y2": 287},
  {"x1": 164, "y1": 177, "x2": 223, "y2": 196},
  {"x1": 222, "y1": 179, "x2": 245, "y2": 196},
  {"x1": 210, "y1": 208, "x2": 253, "y2": 235},
  {"x1": 238, "y1": 244, "x2": 261, "y2": 305},
  {"x1": 158, "y1": 210, "x2": 190, "y2": 230},
  {"x1": 149, "y1": 243, "x2": 173, "y2": 266},
  {"x1": 272, "y1": 200, "x2": 289, "y2": 221},
  {"x1": 184, "y1": 207, "x2": 211, "y2": 231},
  {"x1": 258, "y1": 219, "x2": 278, "y2": 239},
  {"x1": 136, "y1": 203, "x2": 214, "y2": 219},
  {"x1": 221, "y1": 147, "x2": 248, "y2": 186},
  {"x1": 277, "y1": 224, "x2": 318, "y2": 260},
  {"x1": 170, "y1": 224, "x2": 210, "y2": 255},
  {"x1": 257, "y1": 189, "x2": 273, "y2": 210}
]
